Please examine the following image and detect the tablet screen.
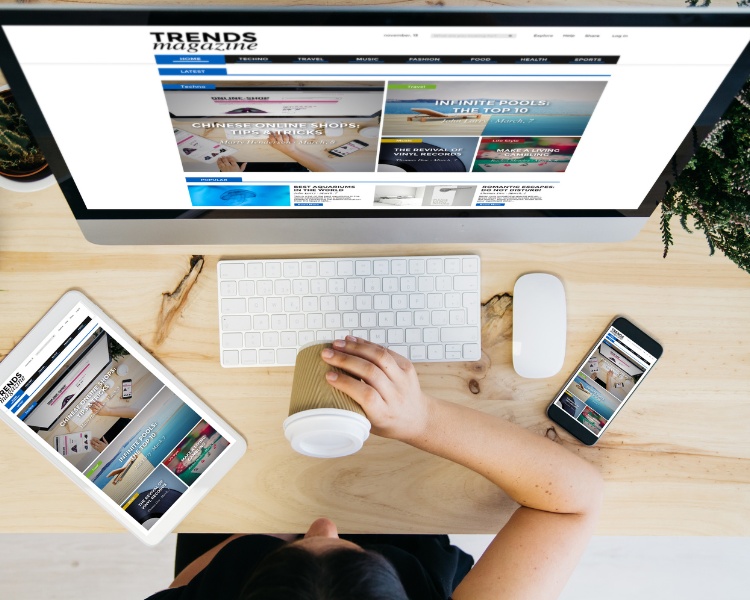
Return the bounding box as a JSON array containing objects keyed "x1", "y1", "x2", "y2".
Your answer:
[{"x1": 0, "y1": 301, "x2": 238, "y2": 532}]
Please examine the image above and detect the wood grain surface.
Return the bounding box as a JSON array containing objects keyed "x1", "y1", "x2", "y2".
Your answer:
[
  {"x1": 0, "y1": 178, "x2": 748, "y2": 536},
  {"x1": 0, "y1": 5, "x2": 749, "y2": 536}
]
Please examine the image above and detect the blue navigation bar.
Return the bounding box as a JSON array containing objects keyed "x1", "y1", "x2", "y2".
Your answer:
[
  {"x1": 186, "y1": 177, "x2": 243, "y2": 183},
  {"x1": 158, "y1": 68, "x2": 227, "y2": 76},
  {"x1": 156, "y1": 55, "x2": 226, "y2": 65},
  {"x1": 164, "y1": 84, "x2": 216, "y2": 90}
]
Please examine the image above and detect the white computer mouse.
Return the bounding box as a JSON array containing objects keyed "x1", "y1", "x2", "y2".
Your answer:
[{"x1": 512, "y1": 273, "x2": 566, "y2": 378}]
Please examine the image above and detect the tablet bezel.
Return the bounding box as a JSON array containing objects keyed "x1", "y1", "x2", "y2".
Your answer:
[{"x1": 0, "y1": 290, "x2": 247, "y2": 545}]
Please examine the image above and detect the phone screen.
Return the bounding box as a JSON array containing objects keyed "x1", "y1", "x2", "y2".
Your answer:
[
  {"x1": 552, "y1": 323, "x2": 659, "y2": 438},
  {"x1": 329, "y1": 140, "x2": 368, "y2": 156}
]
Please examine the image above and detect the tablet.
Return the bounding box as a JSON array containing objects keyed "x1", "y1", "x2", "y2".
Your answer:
[{"x1": 0, "y1": 290, "x2": 246, "y2": 545}]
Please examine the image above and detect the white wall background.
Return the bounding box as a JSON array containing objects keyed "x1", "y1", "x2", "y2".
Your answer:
[{"x1": 1, "y1": 534, "x2": 749, "y2": 599}]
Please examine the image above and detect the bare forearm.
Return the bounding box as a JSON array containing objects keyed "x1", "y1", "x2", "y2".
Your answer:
[{"x1": 404, "y1": 396, "x2": 603, "y2": 515}]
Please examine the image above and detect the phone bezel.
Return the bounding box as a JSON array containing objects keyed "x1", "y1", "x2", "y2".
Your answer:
[{"x1": 546, "y1": 316, "x2": 663, "y2": 446}]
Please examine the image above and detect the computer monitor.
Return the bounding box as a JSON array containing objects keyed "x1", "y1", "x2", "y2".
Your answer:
[{"x1": 1, "y1": 7, "x2": 749, "y2": 244}]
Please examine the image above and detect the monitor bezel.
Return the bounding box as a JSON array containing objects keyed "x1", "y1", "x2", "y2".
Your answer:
[{"x1": 1, "y1": 6, "x2": 749, "y2": 224}]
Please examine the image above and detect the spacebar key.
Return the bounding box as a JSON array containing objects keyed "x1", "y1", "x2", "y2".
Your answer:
[{"x1": 440, "y1": 327, "x2": 478, "y2": 342}]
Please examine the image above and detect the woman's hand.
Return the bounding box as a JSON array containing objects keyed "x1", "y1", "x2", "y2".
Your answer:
[{"x1": 321, "y1": 336, "x2": 433, "y2": 442}]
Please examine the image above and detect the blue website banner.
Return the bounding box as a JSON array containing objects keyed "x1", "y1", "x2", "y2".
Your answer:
[{"x1": 158, "y1": 68, "x2": 227, "y2": 76}]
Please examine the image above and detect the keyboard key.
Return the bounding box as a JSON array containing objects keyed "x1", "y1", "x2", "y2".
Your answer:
[
  {"x1": 440, "y1": 327, "x2": 479, "y2": 342},
  {"x1": 410, "y1": 345, "x2": 426, "y2": 360},
  {"x1": 223, "y1": 350, "x2": 239, "y2": 366},
  {"x1": 247, "y1": 298, "x2": 265, "y2": 313},
  {"x1": 298, "y1": 331, "x2": 315, "y2": 345},
  {"x1": 265, "y1": 262, "x2": 282, "y2": 278},
  {"x1": 280, "y1": 331, "x2": 297, "y2": 346},
  {"x1": 426, "y1": 258, "x2": 443, "y2": 273},
  {"x1": 356, "y1": 296, "x2": 372, "y2": 310},
  {"x1": 222, "y1": 315, "x2": 252, "y2": 331},
  {"x1": 222, "y1": 333, "x2": 243, "y2": 349},
  {"x1": 246, "y1": 262, "x2": 263, "y2": 278},
  {"x1": 238, "y1": 280, "x2": 255, "y2": 296},
  {"x1": 449, "y1": 310, "x2": 466, "y2": 325},
  {"x1": 248, "y1": 347, "x2": 269, "y2": 368},
  {"x1": 293, "y1": 279, "x2": 309, "y2": 295},
  {"x1": 427, "y1": 345, "x2": 444, "y2": 360},
  {"x1": 245, "y1": 332, "x2": 261, "y2": 348},
  {"x1": 259, "y1": 349, "x2": 275, "y2": 364},
  {"x1": 220, "y1": 263, "x2": 245, "y2": 279},
  {"x1": 454, "y1": 275, "x2": 479, "y2": 291},
  {"x1": 373, "y1": 260, "x2": 389, "y2": 275},
  {"x1": 463, "y1": 344, "x2": 482, "y2": 360},
  {"x1": 277, "y1": 348, "x2": 297, "y2": 365},
  {"x1": 321, "y1": 296, "x2": 337, "y2": 312},
  {"x1": 220, "y1": 281, "x2": 237, "y2": 296},
  {"x1": 387, "y1": 329, "x2": 404, "y2": 344},
  {"x1": 409, "y1": 259, "x2": 425, "y2": 274},
  {"x1": 445, "y1": 258, "x2": 461, "y2": 273},
  {"x1": 319, "y1": 261, "x2": 336, "y2": 277},
  {"x1": 263, "y1": 331, "x2": 279, "y2": 347},
  {"x1": 221, "y1": 298, "x2": 246, "y2": 314},
  {"x1": 389, "y1": 345, "x2": 408, "y2": 358},
  {"x1": 370, "y1": 329, "x2": 386, "y2": 344},
  {"x1": 355, "y1": 260, "x2": 371, "y2": 276},
  {"x1": 337, "y1": 260, "x2": 354, "y2": 276},
  {"x1": 283, "y1": 261, "x2": 300, "y2": 278}
]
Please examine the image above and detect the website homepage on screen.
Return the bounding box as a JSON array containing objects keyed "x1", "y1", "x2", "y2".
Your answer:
[
  {"x1": 553, "y1": 325, "x2": 658, "y2": 437},
  {"x1": 4, "y1": 25, "x2": 748, "y2": 211},
  {"x1": 0, "y1": 303, "x2": 235, "y2": 531}
]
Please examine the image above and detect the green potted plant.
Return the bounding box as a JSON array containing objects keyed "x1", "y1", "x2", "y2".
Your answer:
[
  {"x1": 0, "y1": 84, "x2": 54, "y2": 192},
  {"x1": 661, "y1": 79, "x2": 750, "y2": 274}
]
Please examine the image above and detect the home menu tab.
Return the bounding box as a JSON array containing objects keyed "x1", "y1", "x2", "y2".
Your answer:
[{"x1": 3, "y1": 23, "x2": 748, "y2": 212}]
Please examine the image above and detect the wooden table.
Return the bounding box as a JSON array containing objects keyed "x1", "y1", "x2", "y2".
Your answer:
[{"x1": 1, "y1": 15, "x2": 749, "y2": 537}]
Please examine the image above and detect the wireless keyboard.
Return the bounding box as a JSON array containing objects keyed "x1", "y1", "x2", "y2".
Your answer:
[{"x1": 217, "y1": 255, "x2": 481, "y2": 367}]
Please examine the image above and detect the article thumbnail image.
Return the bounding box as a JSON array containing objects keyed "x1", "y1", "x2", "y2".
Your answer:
[
  {"x1": 121, "y1": 464, "x2": 188, "y2": 530},
  {"x1": 557, "y1": 392, "x2": 587, "y2": 419},
  {"x1": 578, "y1": 406, "x2": 606, "y2": 435},
  {"x1": 472, "y1": 137, "x2": 580, "y2": 173},
  {"x1": 164, "y1": 81, "x2": 384, "y2": 173},
  {"x1": 87, "y1": 388, "x2": 201, "y2": 505},
  {"x1": 383, "y1": 81, "x2": 606, "y2": 137},
  {"x1": 377, "y1": 137, "x2": 478, "y2": 172},
  {"x1": 162, "y1": 420, "x2": 230, "y2": 486},
  {"x1": 581, "y1": 343, "x2": 640, "y2": 402},
  {"x1": 188, "y1": 185, "x2": 290, "y2": 207},
  {"x1": 565, "y1": 373, "x2": 621, "y2": 421}
]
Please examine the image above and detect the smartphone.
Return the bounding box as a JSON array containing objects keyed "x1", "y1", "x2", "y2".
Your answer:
[
  {"x1": 121, "y1": 378, "x2": 132, "y2": 399},
  {"x1": 546, "y1": 316, "x2": 663, "y2": 445},
  {"x1": 327, "y1": 139, "x2": 368, "y2": 157}
]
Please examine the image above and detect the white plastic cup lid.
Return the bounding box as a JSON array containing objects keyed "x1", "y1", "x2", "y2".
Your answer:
[{"x1": 283, "y1": 408, "x2": 371, "y2": 458}]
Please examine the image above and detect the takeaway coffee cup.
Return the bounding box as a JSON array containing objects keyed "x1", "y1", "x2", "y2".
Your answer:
[{"x1": 283, "y1": 343, "x2": 371, "y2": 458}]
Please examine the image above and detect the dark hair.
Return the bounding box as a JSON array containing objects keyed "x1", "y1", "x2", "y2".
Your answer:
[{"x1": 240, "y1": 544, "x2": 409, "y2": 600}]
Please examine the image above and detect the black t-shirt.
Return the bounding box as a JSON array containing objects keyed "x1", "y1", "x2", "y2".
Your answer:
[{"x1": 146, "y1": 534, "x2": 474, "y2": 600}]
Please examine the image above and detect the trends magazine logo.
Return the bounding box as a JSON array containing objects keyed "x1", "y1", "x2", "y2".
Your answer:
[
  {"x1": 0, "y1": 372, "x2": 25, "y2": 404},
  {"x1": 150, "y1": 31, "x2": 258, "y2": 53}
]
